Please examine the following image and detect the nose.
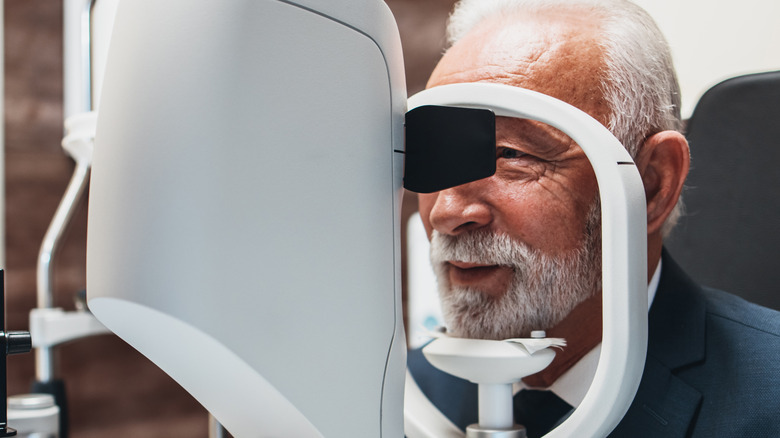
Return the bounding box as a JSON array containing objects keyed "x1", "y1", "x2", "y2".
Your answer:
[{"x1": 422, "y1": 181, "x2": 492, "y2": 236}]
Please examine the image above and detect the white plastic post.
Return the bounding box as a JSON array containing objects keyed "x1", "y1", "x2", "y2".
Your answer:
[{"x1": 478, "y1": 384, "x2": 514, "y2": 430}]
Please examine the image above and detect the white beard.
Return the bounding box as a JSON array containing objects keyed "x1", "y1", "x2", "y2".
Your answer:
[{"x1": 429, "y1": 202, "x2": 602, "y2": 340}]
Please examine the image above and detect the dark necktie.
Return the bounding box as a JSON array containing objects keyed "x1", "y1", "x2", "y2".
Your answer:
[{"x1": 513, "y1": 389, "x2": 574, "y2": 438}]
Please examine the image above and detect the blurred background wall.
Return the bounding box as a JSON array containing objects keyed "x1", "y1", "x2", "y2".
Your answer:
[{"x1": 3, "y1": 1, "x2": 452, "y2": 436}]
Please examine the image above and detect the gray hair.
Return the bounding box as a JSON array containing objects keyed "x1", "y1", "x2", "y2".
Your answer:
[{"x1": 446, "y1": 0, "x2": 684, "y2": 236}]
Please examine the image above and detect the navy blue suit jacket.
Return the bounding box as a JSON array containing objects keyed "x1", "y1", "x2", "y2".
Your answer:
[{"x1": 408, "y1": 251, "x2": 780, "y2": 437}]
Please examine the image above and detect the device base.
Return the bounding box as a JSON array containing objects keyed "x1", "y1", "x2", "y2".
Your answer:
[{"x1": 466, "y1": 424, "x2": 526, "y2": 438}]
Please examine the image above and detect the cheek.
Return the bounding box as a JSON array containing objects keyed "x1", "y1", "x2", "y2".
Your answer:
[{"x1": 490, "y1": 180, "x2": 595, "y2": 253}]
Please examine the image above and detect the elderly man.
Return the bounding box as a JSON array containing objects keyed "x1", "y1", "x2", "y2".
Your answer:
[{"x1": 407, "y1": 0, "x2": 780, "y2": 437}]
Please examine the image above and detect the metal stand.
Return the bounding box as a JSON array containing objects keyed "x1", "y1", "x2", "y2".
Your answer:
[
  {"x1": 29, "y1": 110, "x2": 101, "y2": 438},
  {"x1": 28, "y1": 5, "x2": 104, "y2": 437},
  {"x1": 1, "y1": 271, "x2": 33, "y2": 436}
]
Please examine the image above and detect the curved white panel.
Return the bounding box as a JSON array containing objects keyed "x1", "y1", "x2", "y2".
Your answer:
[
  {"x1": 87, "y1": 1, "x2": 406, "y2": 436},
  {"x1": 88, "y1": 298, "x2": 321, "y2": 437}
]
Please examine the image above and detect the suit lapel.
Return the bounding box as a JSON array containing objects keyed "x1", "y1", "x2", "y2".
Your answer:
[
  {"x1": 610, "y1": 357, "x2": 701, "y2": 437},
  {"x1": 610, "y1": 251, "x2": 706, "y2": 437},
  {"x1": 647, "y1": 251, "x2": 707, "y2": 369}
]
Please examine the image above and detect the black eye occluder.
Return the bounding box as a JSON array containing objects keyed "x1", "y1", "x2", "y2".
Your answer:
[{"x1": 403, "y1": 105, "x2": 496, "y2": 194}]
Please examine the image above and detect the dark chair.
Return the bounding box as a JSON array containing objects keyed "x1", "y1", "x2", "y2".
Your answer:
[{"x1": 666, "y1": 70, "x2": 780, "y2": 311}]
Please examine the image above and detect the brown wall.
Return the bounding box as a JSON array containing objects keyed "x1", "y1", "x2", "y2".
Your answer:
[{"x1": 4, "y1": 1, "x2": 454, "y2": 436}]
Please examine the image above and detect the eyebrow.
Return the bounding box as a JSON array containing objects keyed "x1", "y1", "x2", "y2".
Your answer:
[{"x1": 495, "y1": 116, "x2": 574, "y2": 157}]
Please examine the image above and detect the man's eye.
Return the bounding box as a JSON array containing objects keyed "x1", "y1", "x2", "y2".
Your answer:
[{"x1": 497, "y1": 147, "x2": 527, "y2": 159}]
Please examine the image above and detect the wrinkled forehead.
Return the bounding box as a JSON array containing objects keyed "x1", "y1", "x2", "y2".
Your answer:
[{"x1": 429, "y1": 9, "x2": 610, "y2": 126}]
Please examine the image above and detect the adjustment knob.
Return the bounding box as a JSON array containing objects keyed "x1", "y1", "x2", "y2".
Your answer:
[{"x1": 4, "y1": 331, "x2": 32, "y2": 356}]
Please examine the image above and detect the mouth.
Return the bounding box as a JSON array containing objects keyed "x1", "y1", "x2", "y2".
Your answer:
[{"x1": 446, "y1": 261, "x2": 514, "y2": 297}]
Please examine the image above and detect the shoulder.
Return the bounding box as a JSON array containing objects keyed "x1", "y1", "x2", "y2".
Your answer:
[
  {"x1": 648, "y1": 254, "x2": 780, "y2": 435},
  {"x1": 657, "y1": 249, "x2": 780, "y2": 337},
  {"x1": 700, "y1": 286, "x2": 780, "y2": 338},
  {"x1": 672, "y1": 285, "x2": 780, "y2": 435},
  {"x1": 695, "y1": 286, "x2": 780, "y2": 378},
  {"x1": 652, "y1": 251, "x2": 780, "y2": 348}
]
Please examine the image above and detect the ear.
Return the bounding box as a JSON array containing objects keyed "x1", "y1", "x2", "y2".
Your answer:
[{"x1": 633, "y1": 131, "x2": 690, "y2": 236}]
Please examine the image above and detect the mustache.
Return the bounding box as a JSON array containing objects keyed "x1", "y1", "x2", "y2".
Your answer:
[{"x1": 429, "y1": 229, "x2": 536, "y2": 268}]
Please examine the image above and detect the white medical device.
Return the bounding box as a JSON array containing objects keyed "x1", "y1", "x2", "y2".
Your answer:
[
  {"x1": 85, "y1": 1, "x2": 648, "y2": 437},
  {"x1": 87, "y1": 0, "x2": 406, "y2": 436}
]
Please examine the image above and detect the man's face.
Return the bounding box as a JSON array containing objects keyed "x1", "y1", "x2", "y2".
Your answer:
[{"x1": 419, "y1": 11, "x2": 610, "y2": 339}]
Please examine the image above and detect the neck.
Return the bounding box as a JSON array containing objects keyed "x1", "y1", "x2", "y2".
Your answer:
[
  {"x1": 522, "y1": 293, "x2": 602, "y2": 388},
  {"x1": 522, "y1": 248, "x2": 663, "y2": 388}
]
